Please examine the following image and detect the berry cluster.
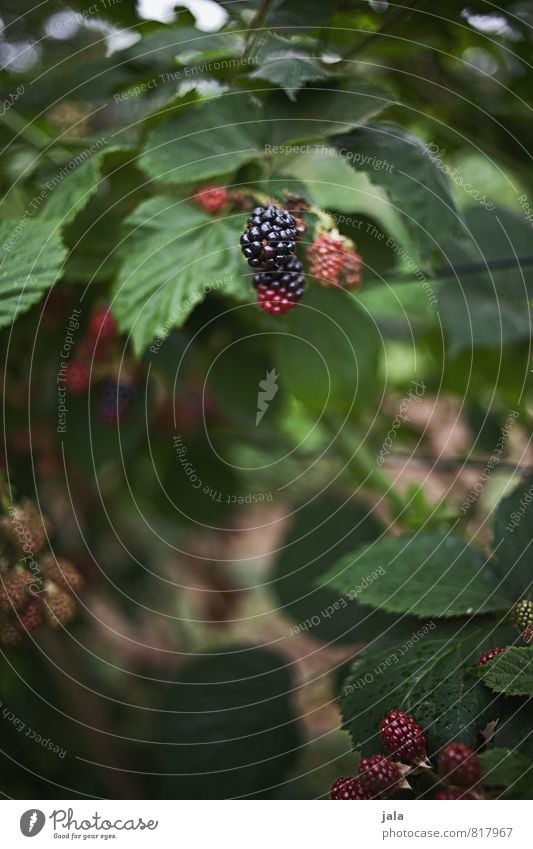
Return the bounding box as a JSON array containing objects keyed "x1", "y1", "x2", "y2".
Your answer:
[
  {"x1": 477, "y1": 646, "x2": 507, "y2": 666},
  {"x1": 329, "y1": 710, "x2": 484, "y2": 801},
  {"x1": 0, "y1": 500, "x2": 83, "y2": 646},
  {"x1": 307, "y1": 233, "x2": 362, "y2": 289},
  {"x1": 253, "y1": 255, "x2": 306, "y2": 316},
  {"x1": 512, "y1": 599, "x2": 533, "y2": 643}
]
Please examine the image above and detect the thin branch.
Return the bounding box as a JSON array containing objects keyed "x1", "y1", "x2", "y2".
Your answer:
[{"x1": 343, "y1": 0, "x2": 420, "y2": 61}]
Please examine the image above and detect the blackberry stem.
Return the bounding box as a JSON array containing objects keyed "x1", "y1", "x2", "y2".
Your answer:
[{"x1": 325, "y1": 415, "x2": 407, "y2": 521}]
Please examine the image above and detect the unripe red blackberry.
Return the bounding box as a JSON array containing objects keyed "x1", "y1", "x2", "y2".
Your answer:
[
  {"x1": 20, "y1": 595, "x2": 43, "y2": 632},
  {"x1": 435, "y1": 787, "x2": 476, "y2": 800},
  {"x1": 1, "y1": 499, "x2": 50, "y2": 554},
  {"x1": 358, "y1": 754, "x2": 402, "y2": 797},
  {"x1": 330, "y1": 776, "x2": 369, "y2": 800},
  {"x1": 379, "y1": 710, "x2": 427, "y2": 763},
  {"x1": 438, "y1": 743, "x2": 480, "y2": 787},
  {"x1": 0, "y1": 617, "x2": 23, "y2": 646},
  {"x1": 0, "y1": 569, "x2": 31, "y2": 613},
  {"x1": 65, "y1": 360, "x2": 90, "y2": 394},
  {"x1": 39, "y1": 554, "x2": 84, "y2": 594},
  {"x1": 192, "y1": 184, "x2": 228, "y2": 214},
  {"x1": 511, "y1": 599, "x2": 533, "y2": 631},
  {"x1": 44, "y1": 585, "x2": 77, "y2": 628},
  {"x1": 477, "y1": 646, "x2": 507, "y2": 666},
  {"x1": 307, "y1": 233, "x2": 363, "y2": 289},
  {"x1": 341, "y1": 246, "x2": 363, "y2": 289},
  {"x1": 89, "y1": 306, "x2": 117, "y2": 342},
  {"x1": 254, "y1": 255, "x2": 306, "y2": 315},
  {"x1": 240, "y1": 204, "x2": 298, "y2": 270}
]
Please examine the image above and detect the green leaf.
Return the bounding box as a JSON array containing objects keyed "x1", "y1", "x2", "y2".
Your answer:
[
  {"x1": 139, "y1": 83, "x2": 393, "y2": 185},
  {"x1": 322, "y1": 531, "x2": 511, "y2": 618},
  {"x1": 341, "y1": 628, "x2": 499, "y2": 756},
  {"x1": 479, "y1": 748, "x2": 532, "y2": 787},
  {"x1": 112, "y1": 197, "x2": 248, "y2": 355},
  {"x1": 0, "y1": 218, "x2": 67, "y2": 329},
  {"x1": 274, "y1": 285, "x2": 380, "y2": 416},
  {"x1": 478, "y1": 647, "x2": 533, "y2": 696},
  {"x1": 490, "y1": 476, "x2": 533, "y2": 600},
  {"x1": 41, "y1": 146, "x2": 122, "y2": 226},
  {"x1": 438, "y1": 206, "x2": 533, "y2": 356},
  {"x1": 248, "y1": 36, "x2": 331, "y2": 100},
  {"x1": 333, "y1": 122, "x2": 462, "y2": 258}
]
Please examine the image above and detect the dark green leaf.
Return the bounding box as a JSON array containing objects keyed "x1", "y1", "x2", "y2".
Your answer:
[
  {"x1": 478, "y1": 647, "x2": 533, "y2": 696},
  {"x1": 322, "y1": 531, "x2": 512, "y2": 618},
  {"x1": 334, "y1": 122, "x2": 462, "y2": 258},
  {"x1": 490, "y1": 476, "x2": 533, "y2": 600},
  {"x1": 248, "y1": 36, "x2": 331, "y2": 100},
  {"x1": 479, "y1": 748, "x2": 532, "y2": 787}
]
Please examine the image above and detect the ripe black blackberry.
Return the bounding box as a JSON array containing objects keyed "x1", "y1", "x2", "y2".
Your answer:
[
  {"x1": 240, "y1": 203, "x2": 298, "y2": 270},
  {"x1": 253, "y1": 255, "x2": 305, "y2": 315},
  {"x1": 99, "y1": 379, "x2": 137, "y2": 426}
]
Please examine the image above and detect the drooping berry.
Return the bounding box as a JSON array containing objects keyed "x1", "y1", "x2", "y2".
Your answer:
[
  {"x1": 89, "y1": 306, "x2": 117, "y2": 343},
  {"x1": 358, "y1": 754, "x2": 402, "y2": 797},
  {"x1": 0, "y1": 569, "x2": 32, "y2": 613},
  {"x1": 476, "y1": 647, "x2": 507, "y2": 666},
  {"x1": 330, "y1": 776, "x2": 369, "y2": 800},
  {"x1": 511, "y1": 599, "x2": 533, "y2": 631},
  {"x1": 65, "y1": 360, "x2": 90, "y2": 394},
  {"x1": 98, "y1": 379, "x2": 137, "y2": 426},
  {"x1": 435, "y1": 787, "x2": 477, "y2": 800},
  {"x1": 438, "y1": 743, "x2": 480, "y2": 787},
  {"x1": 307, "y1": 233, "x2": 362, "y2": 288},
  {"x1": 0, "y1": 617, "x2": 23, "y2": 646},
  {"x1": 39, "y1": 554, "x2": 84, "y2": 593},
  {"x1": 379, "y1": 710, "x2": 428, "y2": 763},
  {"x1": 240, "y1": 203, "x2": 298, "y2": 270},
  {"x1": 192, "y1": 184, "x2": 229, "y2": 214},
  {"x1": 44, "y1": 585, "x2": 77, "y2": 628},
  {"x1": 19, "y1": 595, "x2": 43, "y2": 632},
  {"x1": 253, "y1": 255, "x2": 306, "y2": 315},
  {"x1": 1, "y1": 500, "x2": 50, "y2": 555}
]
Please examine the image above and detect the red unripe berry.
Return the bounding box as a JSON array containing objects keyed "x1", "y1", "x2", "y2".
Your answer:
[
  {"x1": 438, "y1": 743, "x2": 480, "y2": 787},
  {"x1": 0, "y1": 618, "x2": 23, "y2": 646},
  {"x1": 89, "y1": 307, "x2": 117, "y2": 342},
  {"x1": 20, "y1": 595, "x2": 43, "y2": 632},
  {"x1": 379, "y1": 710, "x2": 427, "y2": 762},
  {"x1": 476, "y1": 646, "x2": 507, "y2": 666},
  {"x1": 330, "y1": 776, "x2": 369, "y2": 800},
  {"x1": 65, "y1": 360, "x2": 90, "y2": 394},
  {"x1": 307, "y1": 233, "x2": 363, "y2": 289},
  {"x1": 0, "y1": 569, "x2": 31, "y2": 613},
  {"x1": 358, "y1": 754, "x2": 401, "y2": 797},
  {"x1": 192, "y1": 185, "x2": 228, "y2": 214},
  {"x1": 435, "y1": 787, "x2": 477, "y2": 800},
  {"x1": 40, "y1": 554, "x2": 84, "y2": 593}
]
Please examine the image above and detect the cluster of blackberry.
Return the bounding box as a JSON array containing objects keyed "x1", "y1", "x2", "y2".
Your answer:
[
  {"x1": 330, "y1": 709, "x2": 484, "y2": 801},
  {"x1": 0, "y1": 499, "x2": 83, "y2": 646},
  {"x1": 240, "y1": 203, "x2": 306, "y2": 315},
  {"x1": 99, "y1": 379, "x2": 138, "y2": 426}
]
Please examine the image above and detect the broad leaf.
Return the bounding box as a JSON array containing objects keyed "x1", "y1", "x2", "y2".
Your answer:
[
  {"x1": 113, "y1": 197, "x2": 248, "y2": 355},
  {"x1": 323, "y1": 532, "x2": 511, "y2": 618},
  {"x1": 341, "y1": 627, "x2": 503, "y2": 756},
  {"x1": 478, "y1": 647, "x2": 533, "y2": 696},
  {"x1": 249, "y1": 36, "x2": 331, "y2": 100},
  {"x1": 479, "y1": 748, "x2": 532, "y2": 787},
  {"x1": 139, "y1": 83, "x2": 393, "y2": 184},
  {"x1": 0, "y1": 218, "x2": 66, "y2": 329},
  {"x1": 490, "y1": 476, "x2": 533, "y2": 600},
  {"x1": 333, "y1": 122, "x2": 462, "y2": 258},
  {"x1": 41, "y1": 146, "x2": 122, "y2": 225}
]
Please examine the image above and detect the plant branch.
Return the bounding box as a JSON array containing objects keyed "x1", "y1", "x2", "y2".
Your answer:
[{"x1": 343, "y1": 0, "x2": 420, "y2": 61}]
